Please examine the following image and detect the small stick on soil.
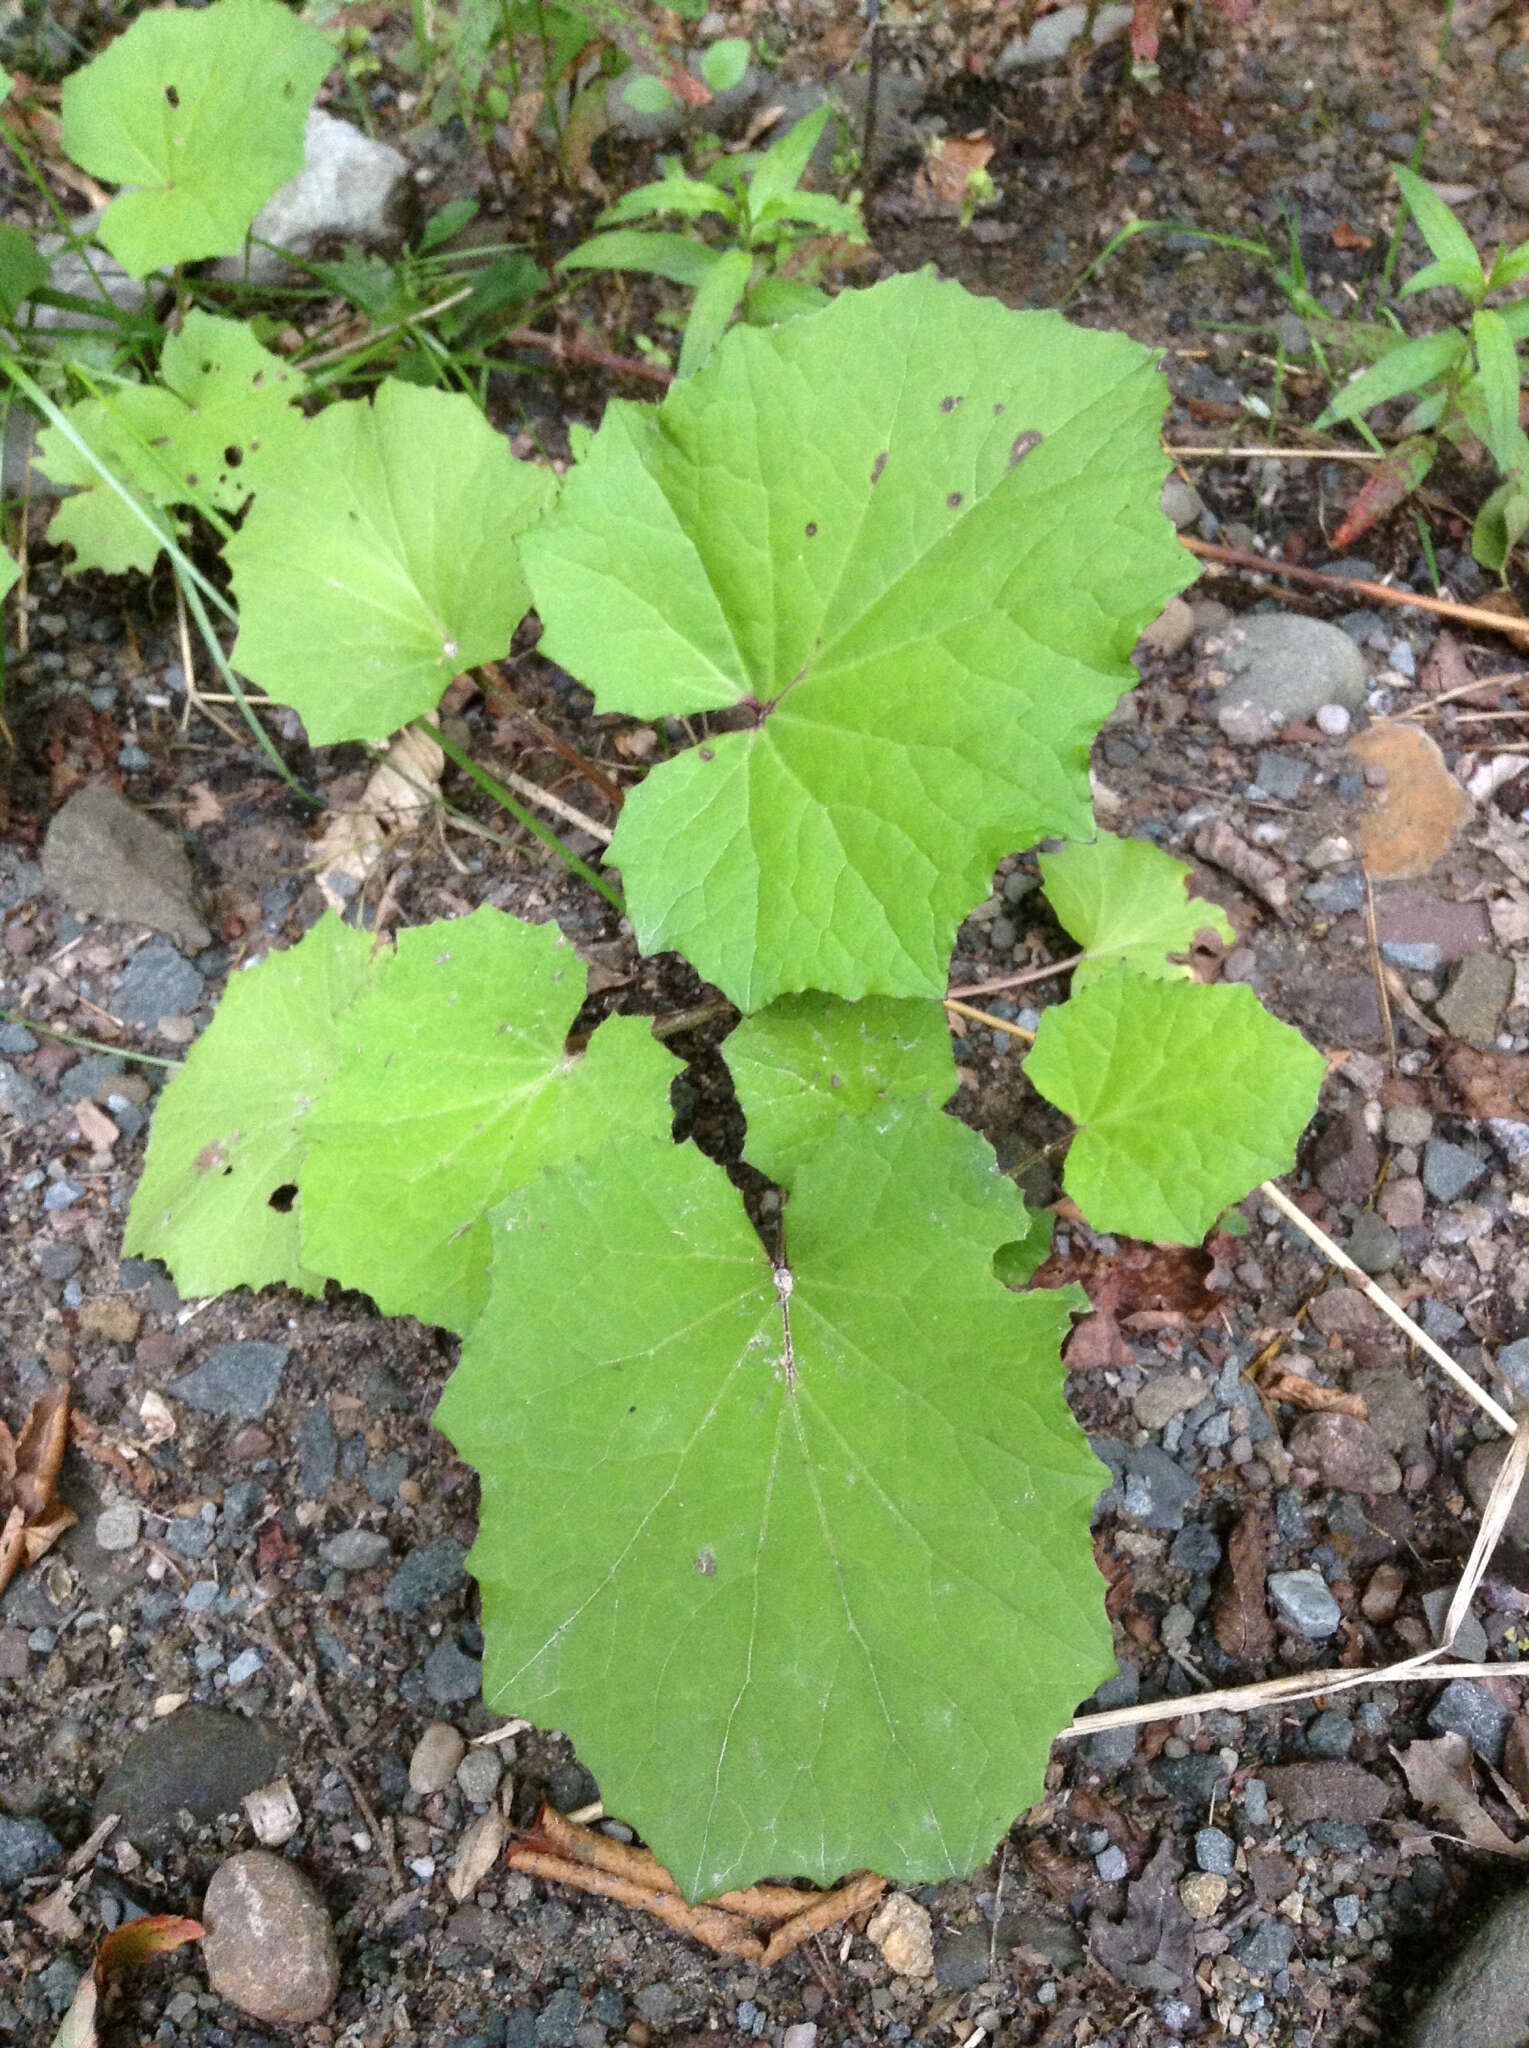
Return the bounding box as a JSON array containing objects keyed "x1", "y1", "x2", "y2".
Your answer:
[
  {"x1": 759, "y1": 1871, "x2": 886, "y2": 1967},
  {"x1": 947, "y1": 951, "x2": 1087, "y2": 1000},
  {"x1": 944, "y1": 997, "x2": 1035, "y2": 1041},
  {"x1": 1164, "y1": 445, "x2": 1391, "y2": 461},
  {"x1": 506, "y1": 1848, "x2": 767, "y2": 1960},
  {"x1": 503, "y1": 326, "x2": 675, "y2": 388},
  {"x1": 1183, "y1": 536, "x2": 1529, "y2": 647}
]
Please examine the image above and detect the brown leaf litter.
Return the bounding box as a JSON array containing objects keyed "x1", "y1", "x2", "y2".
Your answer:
[{"x1": 0, "y1": 1382, "x2": 76, "y2": 1600}]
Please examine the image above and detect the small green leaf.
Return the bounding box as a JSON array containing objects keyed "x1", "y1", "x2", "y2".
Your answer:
[
  {"x1": 0, "y1": 546, "x2": 18, "y2": 603},
  {"x1": 227, "y1": 379, "x2": 557, "y2": 743},
  {"x1": 744, "y1": 275, "x2": 828, "y2": 325},
  {"x1": 598, "y1": 165, "x2": 737, "y2": 227},
  {"x1": 1488, "y1": 241, "x2": 1529, "y2": 292},
  {"x1": 124, "y1": 913, "x2": 379, "y2": 1298},
  {"x1": 557, "y1": 230, "x2": 721, "y2": 289},
  {"x1": 726, "y1": 992, "x2": 956, "y2": 1184},
  {"x1": 1472, "y1": 476, "x2": 1529, "y2": 575},
  {"x1": 1399, "y1": 257, "x2": 1489, "y2": 301},
  {"x1": 619, "y1": 72, "x2": 676, "y2": 114},
  {"x1": 700, "y1": 36, "x2": 750, "y2": 92},
  {"x1": 1471, "y1": 308, "x2": 1529, "y2": 474},
  {"x1": 300, "y1": 907, "x2": 681, "y2": 1334},
  {"x1": 0, "y1": 223, "x2": 48, "y2": 318},
  {"x1": 419, "y1": 197, "x2": 479, "y2": 251},
  {"x1": 677, "y1": 244, "x2": 751, "y2": 377},
  {"x1": 1024, "y1": 970, "x2": 1323, "y2": 1244},
  {"x1": 1038, "y1": 832, "x2": 1233, "y2": 991},
  {"x1": 1394, "y1": 165, "x2": 1484, "y2": 290},
  {"x1": 1317, "y1": 328, "x2": 1468, "y2": 427},
  {"x1": 522, "y1": 271, "x2": 1190, "y2": 1007},
  {"x1": 59, "y1": 0, "x2": 333, "y2": 277},
  {"x1": 747, "y1": 103, "x2": 829, "y2": 216},
  {"x1": 1497, "y1": 300, "x2": 1529, "y2": 344},
  {"x1": 435, "y1": 1107, "x2": 1109, "y2": 1898},
  {"x1": 46, "y1": 470, "x2": 176, "y2": 578}
]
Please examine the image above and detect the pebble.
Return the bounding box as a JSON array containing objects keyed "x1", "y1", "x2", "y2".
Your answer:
[
  {"x1": 409, "y1": 1721, "x2": 468, "y2": 1794},
  {"x1": 1194, "y1": 1826, "x2": 1236, "y2": 1875},
  {"x1": 1159, "y1": 477, "x2": 1205, "y2": 529},
  {"x1": 1169, "y1": 1523, "x2": 1223, "y2": 1574},
  {"x1": 866, "y1": 1892, "x2": 935, "y2": 1977},
  {"x1": 782, "y1": 2028, "x2": 818, "y2": 2048},
  {"x1": 1132, "y1": 1373, "x2": 1207, "y2": 1431},
  {"x1": 1421, "y1": 1587, "x2": 1489, "y2": 1663},
  {"x1": 1179, "y1": 1871, "x2": 1229, "y2": 1920},
  {"x1": 1094, "y1": 1845, "x2": 1129, "y2": 1882},
  {"x1": 1495, "y1": 1338, "x2": 1529, "y2": 1399},
  {"x1": 1287, "y1": 1413, "x2": 1402, "y2": 1495},
  {"x1": 1253, "y1": 750, "x2": 1307, "y2": 801},
  {"x1": 1346, "y1": 1210, "x2": 1401, "y2": 1273},
  {"x1": 424, "y1": 1638, "x2": 482, "y2": 1706},
  {"x1": 1436, "y1": 954, "x2": 1515, "y2": 1051},
  {"x1": 1138, "y1": 597, "x2": 1195, "y2": 659},
  {"x1": 1217, "y1": 611, "x2": 1368, "y2": 725},
  {"x1": 92, "y1": 1705, "x2": 285, "y2": 1849},
  {"x1": 114, "y1": 942, "x2": 206, "y2": 1026},
  {"x1": 318, "y1": 1528, "x2": 392, "y2": 1572},
  {"x1": 298, "y1": 1406, "x2": 337, "y2": 1498},
  {"x1": 1407, "y1": 1876, "x2": 1529, "y2": 2048},
  {"x1": 40, "y1": 785, "x2": 210, "y2": 950},
  {"x1": 0, "y1": 1815, "x2": 62, "y2": 1882},
  {"x1": 94, "y1": 1502, "x2": 141, "y2": 1551},
  {"x1": 1385, "y1": 1102, "x2": 1436, "y2": 1147},
  {"x1": 1350, "y1": 1369, "x2": 1430, "y2": 1457},
  {"x1": 1422, "y1": 1140, "x2": 1487, "y2": 1204},
  {"x1": 1216, "y1": 697, "x2": 1279, "y2": 747},
  {"x1": 1304, "y1": 1710, "x2": 1355, "y2": 1760},
  {"x1": 1268, "y1": 1569, "x2": 1342, "y2": 1638},
  {"x1": 209, "y1": 109, "x2": 411, "y2": 286},
  {"x1": 201, "y1": 1850, "x2": 340, "y2": 2025},
  {"x1": 1428, "y1": 1679, "x2": 1511, "y2": 1767},
  {"x1": 1315, "y1": 702, "x2": 1351, "y2": 736},
  {"x1": 456, "y1": 1747, "x2": 503, "y2": 1805},
  {"x1": 1361, "y1": 1562, "x2": 1407, "y2": 1623},
  {"x1": 171, "y1": 1341, "x2": 289, "y2": 1421},
  {"x1": 384, "y1": 1539, "x2": 467, "y2": 1613}
]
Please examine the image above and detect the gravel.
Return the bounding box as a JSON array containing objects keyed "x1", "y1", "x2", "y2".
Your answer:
[
  {"x1": 0, "y1": 1816, "x2": 62, "y2": 1884},
  {"x1": 1422, "y1": 1140, "x2": 1488, "y2": 1204},
  {"x1": 318, "y1": 1529, "x2": 392, "y2": 1572},
  {"x1": 384, "y1": 1539, "x2": 468, "y2": 1613},
  {"x1": 113, "y1": 942, "x2": 206, "y2": 1025},
  {"x1": 170, "y1": 1341, "x2": 290, "y2": 1420},
  {"x1": 1427, "y1": 1680, "x2": 1511, "y2": 1767},
  {"x1": 1194, "y1": 1827, "x2": 1237, "y2": 1875},
  {"x1": 1268, "y1": 1570, "x2": 1342, "y2": 1638}
]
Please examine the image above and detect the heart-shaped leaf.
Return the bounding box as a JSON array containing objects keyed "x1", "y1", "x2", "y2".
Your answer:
[
  {"x1": 1038, "y1": 832, "x2": 1233, "y2": 991},
  {"x1": 435, "y1": 1105, "x2": 1109, "y2": 1898},
  {"x1": 522, "y1": 270, "x2": 1191, "y2": 1007}
]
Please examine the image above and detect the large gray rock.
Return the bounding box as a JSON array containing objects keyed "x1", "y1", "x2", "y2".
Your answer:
[
  {"x1": 202, "y1": 1851, "x2": 340, "y2": 2025},
  {"x1": 92, "y1": 1705, "x2": 285, "y2": 1849},
  {"x1": 27, "y1": 210, "x2": 167, "y2": 333},
  {"x1": 1409, "y1": 1882, "x2": 1529, "y2": 2047},
  {"x1": 1215, "y1": 612, "x2": 1368, "y2": 728},
  {"x1": 42, "y1": 787, "x2": 210, "y2": 951},
  {"x1": 998, "y1": 1, "x2": 1132, "y2": 69},
  {"x1": 209, "y1": 110, "x2": 412, "y2": 285}
]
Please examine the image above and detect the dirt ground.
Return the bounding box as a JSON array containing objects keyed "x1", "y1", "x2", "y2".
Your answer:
[{"x1": 5, "y1": 2, "x2": 1529, "y2": 2044}]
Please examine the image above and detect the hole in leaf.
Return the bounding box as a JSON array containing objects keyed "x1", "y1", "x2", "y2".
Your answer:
[
  {"x1": 268, "y1": 1183, "x2": 298, "y2": 1213},
  {"x1": 870, "y1": 451, "x2": 888, "y2": 485},
  {"x1": 805, "y1": 522, "x2": 817, "y2": 538},
  {"x1": 164, "y1": 83, "x2": 180, "y2": 107},
  {"x1": 224, "y1": 445, "x2": 243, "y2": 469},
  {"x1": 994, "y1": 401, "x2": 1005, "y2": 415}
]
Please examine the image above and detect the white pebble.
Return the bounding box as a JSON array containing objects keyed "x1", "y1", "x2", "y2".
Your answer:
[
  {"x1": 1315, "y1": 703, "x2": 1351, "y2": 736},
  {"x1": 94, "y1": 1503, "x2": 142, "y2": 1551}
]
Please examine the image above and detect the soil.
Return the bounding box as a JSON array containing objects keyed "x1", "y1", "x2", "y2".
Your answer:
[{"x1": 4, "y1": 3, "x2": 1529, "y2": 2046}]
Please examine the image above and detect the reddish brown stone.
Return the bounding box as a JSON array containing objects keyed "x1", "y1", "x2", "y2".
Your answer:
[{"x1": 1262, "y1": 1762, "x2": 1391, "y2": 1825}]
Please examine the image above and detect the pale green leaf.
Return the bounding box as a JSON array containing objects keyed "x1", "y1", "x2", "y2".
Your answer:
[
  {"x1": 1038, "y1": 832, "x2": 1234, "y2": 991},
  {"x1": 59, "y1": 0, "x2": 333, "y2": 277},
  {"x1": 1317, "y1": 329, "x2": 1468, "y2": 427},
  {"x1": 557, "y1": 231, "x2": 722, "y2": 289},
  {"x1": 619, "y1": 72, "x2": 676, "y2": 114},
  {"x1": 435, "y1": 1107, "x2": 1109, "y2": 1897},
  {"x1": 701, "y1": 37, "x2": 751, "y2": 92},
  {"x1": 677, "y1": 244, "x2": 751, "y2": 377},
  {"x1": 1023, "y1": 970, "x2": 1323, "y2": 1244},
  {"x1": 123, "y1": 913, "x2": 378, "y2": 1298},
  {"x1": 47, "y1": 476, "x2": 176, "y2": 578},
  {"x1": 0, "y1": 546, "x2": 17, "y2": 603},
  {"x1": 0, "y1": 222, "x2": 48, "y2": 318},
  {"x1": 1472, "y1": 308, "x2": 1529, "y2": 474},
  {"x1": 1399, "y1": 257, "x2": 1489, "y2": 301},
  {"x1": 726, "y1": 991, "x2": 955, "y2": 1184},
  {"x1": 300, "y1": 907, "x2": 680, "y2": 1334},
  {"x1": 1394, "y1": 166, "x2": 1484, "y2": 288},
  {"x1": 522, "y1": 271, "x2": 1190, "y2": 1007},
  {"x1": 1473, "y1": 477, "x2": 1529, "y2": 575},
  {"x1": 227, "y1": 380, "x2": 557, "y2": 744}
]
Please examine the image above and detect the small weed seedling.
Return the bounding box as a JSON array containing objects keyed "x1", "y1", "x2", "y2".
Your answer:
[{"x1": 3, "y1": 0, "x2": 1327, "y2": 1906}]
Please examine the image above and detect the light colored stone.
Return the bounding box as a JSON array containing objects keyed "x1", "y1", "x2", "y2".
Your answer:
[
  {"x1": 94, "y1": 1503, "x2": 141, "y2": 1552},
  {"x1": 998, "y1": 2, "x2": 1133, "y2": 68},
  {"x1": 866, "y1": 1892, "x2": 935, "y2": 1978},
  {"x1": 1137, "y1": 597, "x2": 1194, "y2": 660},
  {"x1": 209, "y1": 111, "x2": 411, "y2": 286},
  {"x1": 243, "y1": 1777, "x2": 302, "y2": 1848},
  {"x1": 447, "y1": 1810, "x2": 506, "y2": 1902},
  {"x1": 1217, "y1": 612, "x2": 1368, "y2": 724},
  {"x1": 42, "y1": 786, "x2": 210, "y2": 950},
  {"x1": 1179, "y1": 1871, "x2": 1229, "y2": 1920},
  {"x1": 1159, "y1": 477, "x2": 1205, "y2": 530},
  {"x1": 1408, "y1": 1879, "x2": 1529, "y2": 2047},
  {"x1": 1131, "y1": 1372, "x2": 1207, "y2": 1432},
  {"x1": 201, "y1": 1851, "x2": 339, "y2": 2025},
  {"x1": 409, "y1": 1721, "x2": 467, "y2": 1795},
  {"x1": 455, "y1": 1748, "x2": 503, "y2": 1805}
]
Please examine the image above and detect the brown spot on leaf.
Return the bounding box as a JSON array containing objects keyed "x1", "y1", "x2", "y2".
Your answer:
[
  {"x1": 947, "y1": 492, "x2": 963, "y2": 510},
  {"x1": 194, "y1": 1141, "x2": 229, "y2": 1175},
  {"x1": 694, "y1": 1549, "x2": 716, "y2": 1576},
  {"x1": 941, "y1": 395, "x2": 963, "y2": 413},
  {"x1": 805, "y1": 522, "x2": 817, "y2": 538},
  {"x1": 1008, "y1": 430, "x2": 1043, "y2": 469},
  {"x1": 870, "y1": 452, "x2": 887, "y2": 485}
]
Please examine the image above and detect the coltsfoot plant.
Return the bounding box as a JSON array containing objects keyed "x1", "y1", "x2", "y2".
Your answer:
[{"x1": 123, "y1": 270, "x2": 1324, "y2": 1899}]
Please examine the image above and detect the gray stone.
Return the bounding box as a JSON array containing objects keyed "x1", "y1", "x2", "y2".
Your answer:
[
  {"x1": 456, "y1": 1747, "x2": 503, "y2": 1805},
  {"x1": 298, "y1": 1406, "x2": 337, "y2": 1499},
  {"x1": 933, "y1": 1926, "x2": 993, "y2": 1990},
  {"x1": 1303, "y1": 872, "x2": 1366, "y2": 915},
  {"x1": 0, "y1": 1022, "x2": 37, "y2": 1053},
  {"x1": 1253, "y1": 750, "x2": 1307, "y2": 801},
  {"x1": 1194, "y1": 1827, "x2": 1236, "y2": 1875},
  {"x1": 115, "y1": 943, "x2": 204, "y2": 1026},
  {"x1": 93, "y1": 1705, "x2": 285, "y2": 1849},
  {"x1": 1094, "y1": 1844, "x2": 1129, "y2": 1883},
  {"x1": 1132, "y1": 1372, "x2": 1208, "y2": 1431},
  {"x1": 1304, "y1": 1709, "x2": 1355, "y2": 1759},
  {"x1": 1217, "y1": 697, "x2": 1279, "y2": 746},
  {"x1": 171, "y1": 1342, "x2": 288, "y2": 1421},
  {"x1": 94, "y1": 1503, "x2": 141, "y2": 1552},
  {"x1": 535, "y1": 1986, "x2": 585, "y2": 2048},
  {"x1": 1112, "y1": 1443, "x2": 1198, "y2": 1530},
  {"x1": 1160, "y1": 478, "x2": 1205, "y2": 530},
  {"x1": 1381, "y1": 941, "x2": 1442, "y2": 972},
  {"x1": 1268, "y1": 1569, "x2": 1341, "y2": 1638},
  {"x1": 1169, "y1": 1523, "x2": 1223, "y2": 1574},
  {"x1": 1422, "y1": 1587, "x2": 1489, "y2": 1664},
  {"x1": 1423, "y1": 1140, "x2": 1487, "y2": 1204},
  {"x1": 1236, "y1": 1919, "x2": 1295, "y2": 1977},
  {"x1": 1273, "y1": 312, "x2": 1311, "y2": 358},
  {"x1": 201, "y1": 1850, "x2": 339, "y2": 2025},
  {"x1": 1428, "y1": 1679, "x2": 1510, "y2": 1766},
  {"x1": 409, "y1": 1721, "x2": 467, "y2": 1794},
  {"x1": 58, "y1": 1052, "x2": 125, "y2": 1101},
  {"x1": 1288, "y1": 1412, "x2": 1401, "y2": 1494},
  {"x1": 998, "y1": 0, "x2": 1132, "y2": 67},
  {"x1": 1436, "y1": 954, "x2": 1514, "y2": 1051},
  {"x1": 1467, "y1": 1440, "x2": 1529, "y2": 1549},
  {"x1": 1496, "y1": 1338, "x2": 1529, "y2": 1399},
  {"x1": 1346, "y1": 1210, "x2": 1402, "y2": 1275},
  {"x1": 1217, "y1": 612, "x2": 1367, "y2": 723},
  {"x1": 364, "y1": 1451, "x2": 410, "y2": 1504},
  {"x1": 384, "y1": 1539, "x2": 467, "y2": 1613},
  {"x1": 1137, "y1": 597, "x2": 1195, "y2": 660},
  {"x1": 317, "y1": 1529, "x2": 391, "y2": 1572},
  {"x1": 1350, "y1": 1369, "x2": 1430, "y2": 1457},
  {"x1": 1386, "y1": 1104, "x2": 1436, "y2": 1147},
  {"x1": 209, "y1": 112, "x2": 411, "y2": 286},
  {"x1": 0, "y1": 1061, "x2": 45, "y2": 1127},
  {"x1": 1408, "y1": 1880, "x2": 1529, "y2": 2048},
  {"x1": 424, "y1": 1638, "x2": 482, "y2": 1705},
  {"x1": 42, "y1": 787, "x2": 210, "y2": 950},
  {"x1": 0, "y1": 1815, "x2": 61, "y2": 1885},
  {"x1": 1506, "y1": 162, "x2": 1529, "y2": 211},
  {"x1": 35, "y1": 1243, "x2": 83, "y2": 1280}
]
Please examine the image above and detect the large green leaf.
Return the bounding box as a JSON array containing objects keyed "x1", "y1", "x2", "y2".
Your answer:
[
  {"x1": 59, "y1": 0, "x2": 332, "y2": 278},
  {"x1": 227, "y1": 380, "x2": 557, "y2": 743},
  {"x1": 1023, "y1": 970, "x2": 1323, "y2": 1243},
  {"x1": 435, "y1": 1107, "x2": 1108, "y2": 1898},
  {"x1": 1038, "y1": 832, "x2": 1234, "y2": 992},
  {"x1": 0, "y1": 546, "x2": 17, "y2": 603},
  {"x1": 522, "y1": 270, "x2": 1190, "y2": 1008},
  {"x1": 300, "y1": 907, "x2": 680, "y2": 1334},
  {"x1": 124, "y1": 913, "x2": 379, "y2": 1297},
  {"x1": 725, "y1": 991, "x2": 955, "y2": 1184},
  {"x1": 39, "y1": 313, "x2": 308, "y2": 575}
]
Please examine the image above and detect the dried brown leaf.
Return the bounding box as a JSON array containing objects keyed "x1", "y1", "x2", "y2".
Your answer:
[{"x1": 1397, "y1": 1731, "x2": 1529, "y2": 1858}]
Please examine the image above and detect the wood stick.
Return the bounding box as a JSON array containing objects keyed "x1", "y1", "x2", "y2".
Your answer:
[
  {"x1": 1182, "y1": 536, "x2": 1529, "y2": 647},
  {"x1": 760, "y1": 1872, "x2": 887, "y2": 1967},
  {"x1": 505, "y1": 1848, "x2": 766, "y2": 1960}
]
